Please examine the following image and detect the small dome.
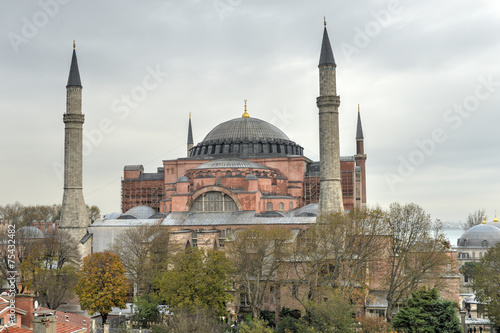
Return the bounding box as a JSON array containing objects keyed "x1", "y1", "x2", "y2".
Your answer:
[
  {"x1": 177, "y1": 176, "x2": 190, "y2": 183},
  {"x1": 19, "y1": 226, "x2": 44, "y2": 239},
  {"x1": 245, "y1": 173, "x2": 258, "y2": 180},
  {"x1": 124, "y1": 205, "x2": 156, "y2": 219},
  {"x1": 196, "y1": 158, "x2": 269, "y2": 170},
  {"x1": 458, "y1": 224, "x2": 500, "y2": 247}
]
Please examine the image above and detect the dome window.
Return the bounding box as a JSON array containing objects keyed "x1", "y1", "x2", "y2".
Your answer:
[{"x1": 482, "y1": 240, "x2": 488, "y2": 247}]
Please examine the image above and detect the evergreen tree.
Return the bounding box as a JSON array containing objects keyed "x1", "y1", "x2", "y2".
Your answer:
[{"x1": 393, "y1": 287, "x2": 461, "y2": 333}]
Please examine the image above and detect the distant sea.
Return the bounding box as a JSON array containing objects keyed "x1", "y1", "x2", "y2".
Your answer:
[{"x1": 443, "y1": 227, "x2": 464, "y2": 246}]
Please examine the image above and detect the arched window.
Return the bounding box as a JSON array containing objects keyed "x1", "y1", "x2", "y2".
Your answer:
[
  {"x1": 289, "y1": 202, "x2": 293, "y2": 210},
  {"x1": 191, "y1": 191, "x2": 238, "y2": 212},
  {"x1": 482, "y1": 240, "x2": 488, "y2": 247},
  {"x1": 267, "y1": 202, "x2": 273, "y2": 211},
  {"x1": 279, "y1": 202, "x2": 284, "y2": 211}
]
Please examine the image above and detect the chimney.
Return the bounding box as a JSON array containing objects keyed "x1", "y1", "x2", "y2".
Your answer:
[
  {"x1": 33, "y1": 311, "x2": 57, "y2": 333},
  {"x1": 15, "y1": 294, "x2": 34, "y2": 329}
]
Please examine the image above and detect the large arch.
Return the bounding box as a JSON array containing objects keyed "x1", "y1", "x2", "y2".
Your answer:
[{"x1": 188, "y1": 186, "x2": 243, "y2": 212}]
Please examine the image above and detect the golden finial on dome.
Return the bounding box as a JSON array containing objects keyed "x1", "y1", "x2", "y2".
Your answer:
[
  {"x1": 482, "y1": 213, "x2": 486, "y2": 224},
  {"x1": 358, "y1": 104, "x2": 360, "y2": 112},
  {"x1": 324, "y1": 17, "x2": 327, "y2": 27},
  {"x1": 189, "y1": 112, "x2": 191, "y2": 119},
  {"x1": 494, "y1": 210, "x2": 499, "y2": 223},
  {"x1": 242, "y1": 99, "x2": 250, "y2": 118},
  {"x1": 73, "y1": 40, "x2": 75, "y2": 49}
]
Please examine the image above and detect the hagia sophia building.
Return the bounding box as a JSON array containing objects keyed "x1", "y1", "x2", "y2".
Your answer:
[{"x1": 59, "y1": 23, "x2": 367, "y2": 260}]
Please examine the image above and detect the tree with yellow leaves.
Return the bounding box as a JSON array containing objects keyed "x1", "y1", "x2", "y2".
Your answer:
[{"x1": 75, "y1": 251, "x2": 128, "y2": 324}]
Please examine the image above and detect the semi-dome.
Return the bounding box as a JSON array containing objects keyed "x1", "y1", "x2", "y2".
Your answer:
[
  {"x1": 457, "y1": 224, "x2": 500, "y2": 248},
  {"x1": 189, "y1": 116, "x2": 303, "y2": 158},
  {"x1": 196, "y1": 158, "x2": 269, "y2": 170}
]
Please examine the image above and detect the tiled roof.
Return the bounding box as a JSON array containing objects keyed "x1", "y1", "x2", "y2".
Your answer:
[{"x1": 56, "y1": 322, "x2": 86, "y2": 333}]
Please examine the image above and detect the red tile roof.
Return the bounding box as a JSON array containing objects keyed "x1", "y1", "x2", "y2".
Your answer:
[{"x1": 56, "y1": 322, "x2": 86, "y2": 333}]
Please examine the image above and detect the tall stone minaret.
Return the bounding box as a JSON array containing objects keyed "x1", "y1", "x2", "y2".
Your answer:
[
  {"x1": 187, "y1": 112, "x2": 193, "y2": 156},
  {"x1": 60, "y1": 43, "x2": 91, "y2": 258},
  {"x1": 354, "y1": 105, "x2": 367, "y2": 209},
  {"x1": 317, "y1": 21, "x2": 344, "y2": 214}
]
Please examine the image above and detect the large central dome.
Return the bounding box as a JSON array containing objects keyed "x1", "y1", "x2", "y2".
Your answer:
[
  {"x1": 189, "y1": 116, "x2": 303, "y2": 158},
  {"x1": 204, "y1": 117, "x2": 290, "y2": 142}
]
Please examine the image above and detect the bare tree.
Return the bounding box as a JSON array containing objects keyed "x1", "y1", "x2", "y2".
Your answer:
[
  {"x1": 461, "y1": 209, "x2": 487, "y2": 230},
  {"x1": 110, "y1": 223, "x2": 173, "y2": 296},
  {"x1": 288, "y1": 209, "x2": 386, "y2": 306},
  {"x1": 20, "y1": 231, "x2": 80, "y2": 309},
  {"x1": 225, "y1": 226, "x2": 292, "y2": 318},
  {"x1": 382, "y1": 202, "x2": 451, "y2": 322}
]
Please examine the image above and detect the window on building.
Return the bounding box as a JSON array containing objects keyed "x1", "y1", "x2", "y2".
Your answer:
[
  {"x1": 289, "y1": 202, "x2": 293, "y2": 210},
  {"x1": 191, "y1": 191, "x2": 238, "y2": 212},
  {"x1": 270, "y1": 286, "x2": 275, "y2": 304},
  {"x1": 279, "y1": 202, "x2": 284, "y2": 211},
  {"x1": 482, "y1": 240, "x2": 488, "y2": 247},
  {"x1": 267, "y1": 202, "x2": 273, "y2": 211}
]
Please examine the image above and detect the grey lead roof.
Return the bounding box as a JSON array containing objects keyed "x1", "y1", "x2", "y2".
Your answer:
[
  {"x1": 161, "y1": 211, "x2": 316, "y2": 226},
  {"x1": 67, "y1": 49, "x2": 82, "y2": 87},
  {"x1": 319, "y1": 27, "x2": 336, "y2": 66},
  {"x1": 187, "y1": 116, "x2": 193, "y2": 145},
  {"x1": 356, "y1": 110, "x2": 364, "y2": 139},
  {"x1": 203, "y1": 117, "x2": 290, "y2": 142}
]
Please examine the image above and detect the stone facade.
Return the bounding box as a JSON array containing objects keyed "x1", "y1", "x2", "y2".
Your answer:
[{"x1": 317, "y1": 27, "x2": 344, "y2": 214}]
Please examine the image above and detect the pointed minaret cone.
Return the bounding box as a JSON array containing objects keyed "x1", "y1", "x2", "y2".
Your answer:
[
  {"x1": 60, "y1": 43, "x2": 91, "y2": 259},
  {"x1": 187, "y1": 112, "x2": 193, "y2": 156},
  {"x1": 317, "y1": 22, "x2": 344, "y2": 214},
  {"x1": 354, "y1": 105, "x2": 367, "y2": 209}
]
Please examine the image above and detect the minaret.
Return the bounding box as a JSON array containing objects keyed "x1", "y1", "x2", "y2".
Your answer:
[
  {"x1": 354, "y1": 105, "x2": 367, "y2": 209},
  {"x1": 317, "y1": 20, "x2": 344, "y2": 214},
  {"x1": 187, "y1": 112, "x2": 193, "y2": 156},
  {"x1": 60, "y1": 42, "x2": 91, "y2": 258}
]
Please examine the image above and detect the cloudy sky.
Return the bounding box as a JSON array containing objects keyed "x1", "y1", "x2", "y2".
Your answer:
[{"x1": 1, "y1": 0, "x2": 499, "y2": 223}]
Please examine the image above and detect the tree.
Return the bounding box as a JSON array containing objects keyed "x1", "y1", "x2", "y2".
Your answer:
[
  {"x1": 300, "y1": 288, "x2": 356, "y2": 333},
  {"x1": 472, "y1": 243, "x2": 500, "y2": 326},
  {"x1": 156, "y1": 248, "x2": 231, "y2": 317},
  {"x1": 383, "y1": 203, "x2": 451, "y2": 322},
  {"x1": 111, "y1": 224, "x2": 173, "y2": 296},
  {"x1": 459, "y1": 261, "x2": 479, "y2": 284},
  {"x1": 239, "y1": 318, "x2": 274, "y2": 333},
  {"x1": 87, "y1": 205, "x2": 101, "y2": 223},
  {"x1": 133, "y1": 295, "x2": 161, "y2": 328},
  {"x1": 288, "y1": 209, "x2": 385, "y2": 306},
  {"x1": 20, "y1": 231, "x2": 80, "y2": 309},
  {"x1": 461, "y1": 209, "x2": 487, "y2": 230},
  {"x1": 225, "y1": 226, "x2": 292, "y2": 318},
  {"x1": 392, "y1": 287, "x2": 461, "y2": 333},
  {"x1": 151, "y1": 308, "x2": 227, "y2": 333},
  {"x1": 75, "y1": 251, "x2": 128, "y2": 323},
  {"x1": 357, "y1": 316, "x2": 393, "y2": 333}
]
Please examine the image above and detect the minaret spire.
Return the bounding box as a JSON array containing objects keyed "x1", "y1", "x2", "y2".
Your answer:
[
  {"x1": 356, "y1": 104, "x2": 364, "y2": 139},
  {"x1": 60, "y1": 44, "x2": 91, "y2": 258},
  {"x1": 67, "y1": 42, "x2": 82, "y2": 88},
  {"x1": 354, "y1": 105, "x2": 367, "y2": 209},
  {"x1": 317, "y1": 22, "x2": 343, "y2": 214},
  {"x1": 187, "y1": 113, "x2": 193, "y2": 156}
]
